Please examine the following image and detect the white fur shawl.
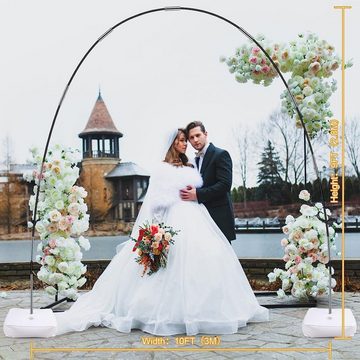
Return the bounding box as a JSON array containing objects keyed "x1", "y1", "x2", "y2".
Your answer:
[{"x1": 147, "y1": 162, "x2": 203, "y2": 210}]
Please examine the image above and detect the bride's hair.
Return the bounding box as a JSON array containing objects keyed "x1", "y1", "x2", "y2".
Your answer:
[{"x1": 164, "y1": 129, "x2": 192, "y2": 167}]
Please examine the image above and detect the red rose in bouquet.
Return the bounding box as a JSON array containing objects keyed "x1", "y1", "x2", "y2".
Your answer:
[{"x1": 131, "y1": 222, "x2": 179, "y2": 276}]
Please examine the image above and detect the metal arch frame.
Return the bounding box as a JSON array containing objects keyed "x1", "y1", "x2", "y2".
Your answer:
[{"x1": 30, "y1": 6, "x2": 333, "y2": 313}]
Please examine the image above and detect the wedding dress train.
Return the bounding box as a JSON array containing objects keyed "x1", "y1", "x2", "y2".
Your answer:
[{"x1": 55, "y1": 163, "x2": 269, "y2": 336}]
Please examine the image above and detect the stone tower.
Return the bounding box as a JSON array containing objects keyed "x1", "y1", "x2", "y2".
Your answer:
[{"x1": 78, "y1": 91, "x2": 123, "y2": 222}]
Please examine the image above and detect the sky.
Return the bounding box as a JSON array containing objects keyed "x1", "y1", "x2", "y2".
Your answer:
[{"x1": 0, "y1": 0, "x2": 359, "y2": 187}]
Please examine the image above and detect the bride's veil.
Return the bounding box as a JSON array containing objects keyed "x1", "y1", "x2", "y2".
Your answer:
[{"x1": 116, "y1": 128, "x2": 179, "y2": 252}]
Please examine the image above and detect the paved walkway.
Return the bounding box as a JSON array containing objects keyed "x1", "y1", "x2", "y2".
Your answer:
[{"x1": 0, "y1": 291, "x2": 358, "y2": 359}]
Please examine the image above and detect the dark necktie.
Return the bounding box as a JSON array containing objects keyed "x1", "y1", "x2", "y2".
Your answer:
[{"x1": 195, "y1": 156, "x2": 200, "y2": 169}]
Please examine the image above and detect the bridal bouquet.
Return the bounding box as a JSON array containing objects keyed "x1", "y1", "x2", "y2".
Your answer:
[
  {"x1": 24, "y1": 145, "x2": 90, "y2": 300},
  {"x1": 267, "y1": 190, "x2": 341, "y2": 300},
  {"x1": 131, "y1": 222, "x2": 179, "y2": 276}
]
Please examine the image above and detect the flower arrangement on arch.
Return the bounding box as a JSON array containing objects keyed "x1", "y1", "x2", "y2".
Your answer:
[
  {"x1": 24, "y1": 145, "x2": 90, "y2": 300},
  {"x1": 131, "y1": 222, "x2": 179, "y2": 276},
  {"x1": 267, "y1": 190, "x2": 341, "y2": 300},
  {"x1": 221, "y1": 32, "x2": 353, "y2": 138}
]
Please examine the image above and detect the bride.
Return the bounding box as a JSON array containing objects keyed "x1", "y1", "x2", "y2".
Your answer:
[{"x1": 55, "y1": 128, "x2": 269, "y2": 336}]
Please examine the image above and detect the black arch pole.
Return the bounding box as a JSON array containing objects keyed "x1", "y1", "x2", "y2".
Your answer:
[{"x1": 30, "y1": 6, "x2": 333, "y2": 313}]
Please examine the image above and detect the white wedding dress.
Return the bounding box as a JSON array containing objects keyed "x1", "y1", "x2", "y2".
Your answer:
[{"x1": 55, "y1": 163, "x2": 269, "y2": 336}]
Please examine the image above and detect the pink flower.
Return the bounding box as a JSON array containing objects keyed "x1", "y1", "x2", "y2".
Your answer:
[
  {"x1": 309, "y1": 62, "x2": 321, "y2": 74},
  {"x1": 310, "y1": 253, "x2": 318, "y2": 263},
  {"x1": 283, "y1": 254, "x2": 290, "y2": 262},
  {"x1": 290, "y1": 266, "x2": 298, "y2": 274},
  {"x1": 282, "y1": 226, "x2": 289, "y2": 234},
  {"x1": 262, "y1": 65, "x2": 270, "y2": 73},
  {"x1": 299, "y1": 246, "x2": 306, "y2": 254},
  {"x1": 58, "y1": 217, "x2": 69, "y2": 231},
  {"x1": 250, "y1": 57, "x2": 258, "y2": 64},
  {"x1": 290, "y1": 229, "x2": 303, "y2": 242},
  {"x1": 252, "y1": 47, "x2": 260, "y2": 55},
  {"x1": 281, "y1": 238, "x2": 289, "y2": 247},
  {"x1": 295, "y1": 255, "x2": 302, "y2": 265},
  {"x1": 319, "y1": 254, "x2": 329, "y2": 264},
  {"x1": 48, "y1": 239, "x2": 57, "y2": 249},
  {"x1": 310, "y1": 238, "x2": 320, "y2": 248},
  {"x1": 66, "y1": 215, "x2": 75, "y2": 224},
  {"x1": 47, "y1": 223, "x2": 58, "y2": 233}
]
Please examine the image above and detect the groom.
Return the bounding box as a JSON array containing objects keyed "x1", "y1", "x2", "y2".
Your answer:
[{"x1": 180, "y1": 121, "x2": 236, "y2": 243}]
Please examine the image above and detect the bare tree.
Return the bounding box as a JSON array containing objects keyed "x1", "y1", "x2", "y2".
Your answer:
[
  {"x1": 345, "y1": 116, "x2": 360, "y2": 179},
  {"x1": 259, "y1": 109, "x2": 318, "y2": 185},
  {"x1": 233, "y1": 125, "x2": 250, "y2": 207},
  {"x1": 1, "y1": 135, "x2": 14, "y2": 171}
]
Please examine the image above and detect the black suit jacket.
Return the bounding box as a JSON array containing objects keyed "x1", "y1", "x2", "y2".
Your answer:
[{"x1": 196, "y1": 143, "x2": 236, "y2": 242}]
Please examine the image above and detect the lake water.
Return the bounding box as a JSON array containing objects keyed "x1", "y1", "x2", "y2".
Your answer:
[{"x1": 0, "y1": 233, "x2": 358, "y2": 263}]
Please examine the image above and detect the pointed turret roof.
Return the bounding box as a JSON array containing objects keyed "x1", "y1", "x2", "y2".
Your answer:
[{"x1": 79, "y1": 91, "x2": 123, "y2": 138}]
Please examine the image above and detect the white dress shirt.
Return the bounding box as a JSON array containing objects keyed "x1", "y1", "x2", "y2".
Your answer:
[{"x1": 195, "y1": 142, "x2": 210, "y2": 171}]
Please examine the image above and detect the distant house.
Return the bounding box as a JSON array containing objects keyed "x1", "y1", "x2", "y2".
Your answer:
[
  {"x1": 77, "y1": 91, "x2": 149, "y2": 222},
  {"x1": 0, "y1": 91, "x2": 150, "y2": 235},
  {"x1": 0, "y1": 164, "x2": 35, "y2": 234}
]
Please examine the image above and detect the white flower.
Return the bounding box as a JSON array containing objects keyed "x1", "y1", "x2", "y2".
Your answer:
[
  {"x1": 35, "y1": 221, "x2": 45, "y2": 233},
  {"x1": 300, "y1": 204, "x2": 318, "y2": 217},
  {"x1": 57, "y1": 281, "x2": 69, "y2": 291},
  {"x1": 285, "y1": 215, "x2": 295, "y2": 224},
  {"x1": 57, "y1": 262, "x2": 69, "y2": 272},
  {"x1": 48, "y1": 209, "x2": 62, "y2": 222},
  {"x1": 305, "y1": 229, "x2": 318, "y2": 240},
  {"x1": 78, "y1": 236, "x2": 90, "y2": 251},
  {"x1": 68, "y1": 202, "x2": 80, "y2": 216},
  {"x1": 285, "y1": 244, "x2": 298, "y2": 255},
  {"x1": 277, "y1": 289, "x2": 286, "y2": 298},
  {"x1": 54, "y1": 200, "x2": 64, "y2": 210},
  {"x1": 55, "y1": 237, "x2": 66, "y2": 247},
  {"x1": 267, "y1": 272, "x2": 277, "y2": 282},
  {"x1": 62, "y1": 288, "x2": 78, "y2": 300},
  {"x1": 45, "y1": 286, "x2": 57, "y2": 296},
  {"x1": 44, "y1": 255, "x2": 55, "y2": 266},
  {"x1": 299, "y1": 190, "x2": 310, "y2": 201},
  {"x1": 81, "y1": 265, "x2": 87, "y2": 274},
  {"x1": 274, "y1": 268, "x2": 283, "y2": 277},
  {"x1": 154, "y1": 233, "x2": 162, "y2": 241},
  {"x1": 282, "y1": 278, "x2": 290, "y2": 290},
  {"x1": 77, "y1": 277, "x2": 87, "y2": 287},
  {"x1": 68, "y1": 276, "x2": 78, "y2": 286},
  {"x1": 294, "y1": 216, "x2": 310, "y2": 229}
]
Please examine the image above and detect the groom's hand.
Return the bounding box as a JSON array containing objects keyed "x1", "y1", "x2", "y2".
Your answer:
[{"x1": 180, "y1": 185, "x2": 197, "y2": 201}]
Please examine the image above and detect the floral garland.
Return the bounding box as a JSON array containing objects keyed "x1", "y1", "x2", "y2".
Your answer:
[
  {"x1": 221, "y1": 32, "x2": 352, "y2": 138},
  {"x1": 24, "y1": 145, "x2": 90, "y2": 300},
  {"x1": 267, "y1": 190, "x2": 341, "y2": 300}
]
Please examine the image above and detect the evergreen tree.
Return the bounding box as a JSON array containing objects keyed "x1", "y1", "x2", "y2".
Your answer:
[{"x1": 257, "y1": 140, "x2": 284, "y2": 185}]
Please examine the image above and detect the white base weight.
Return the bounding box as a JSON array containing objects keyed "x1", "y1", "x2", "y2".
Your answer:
[
  {"x1": 3, "y1": 308, "x2": 57, "y2": 338},
  {"x1": 302, "y1": 308, "x2": 357, "y2": 337}
]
